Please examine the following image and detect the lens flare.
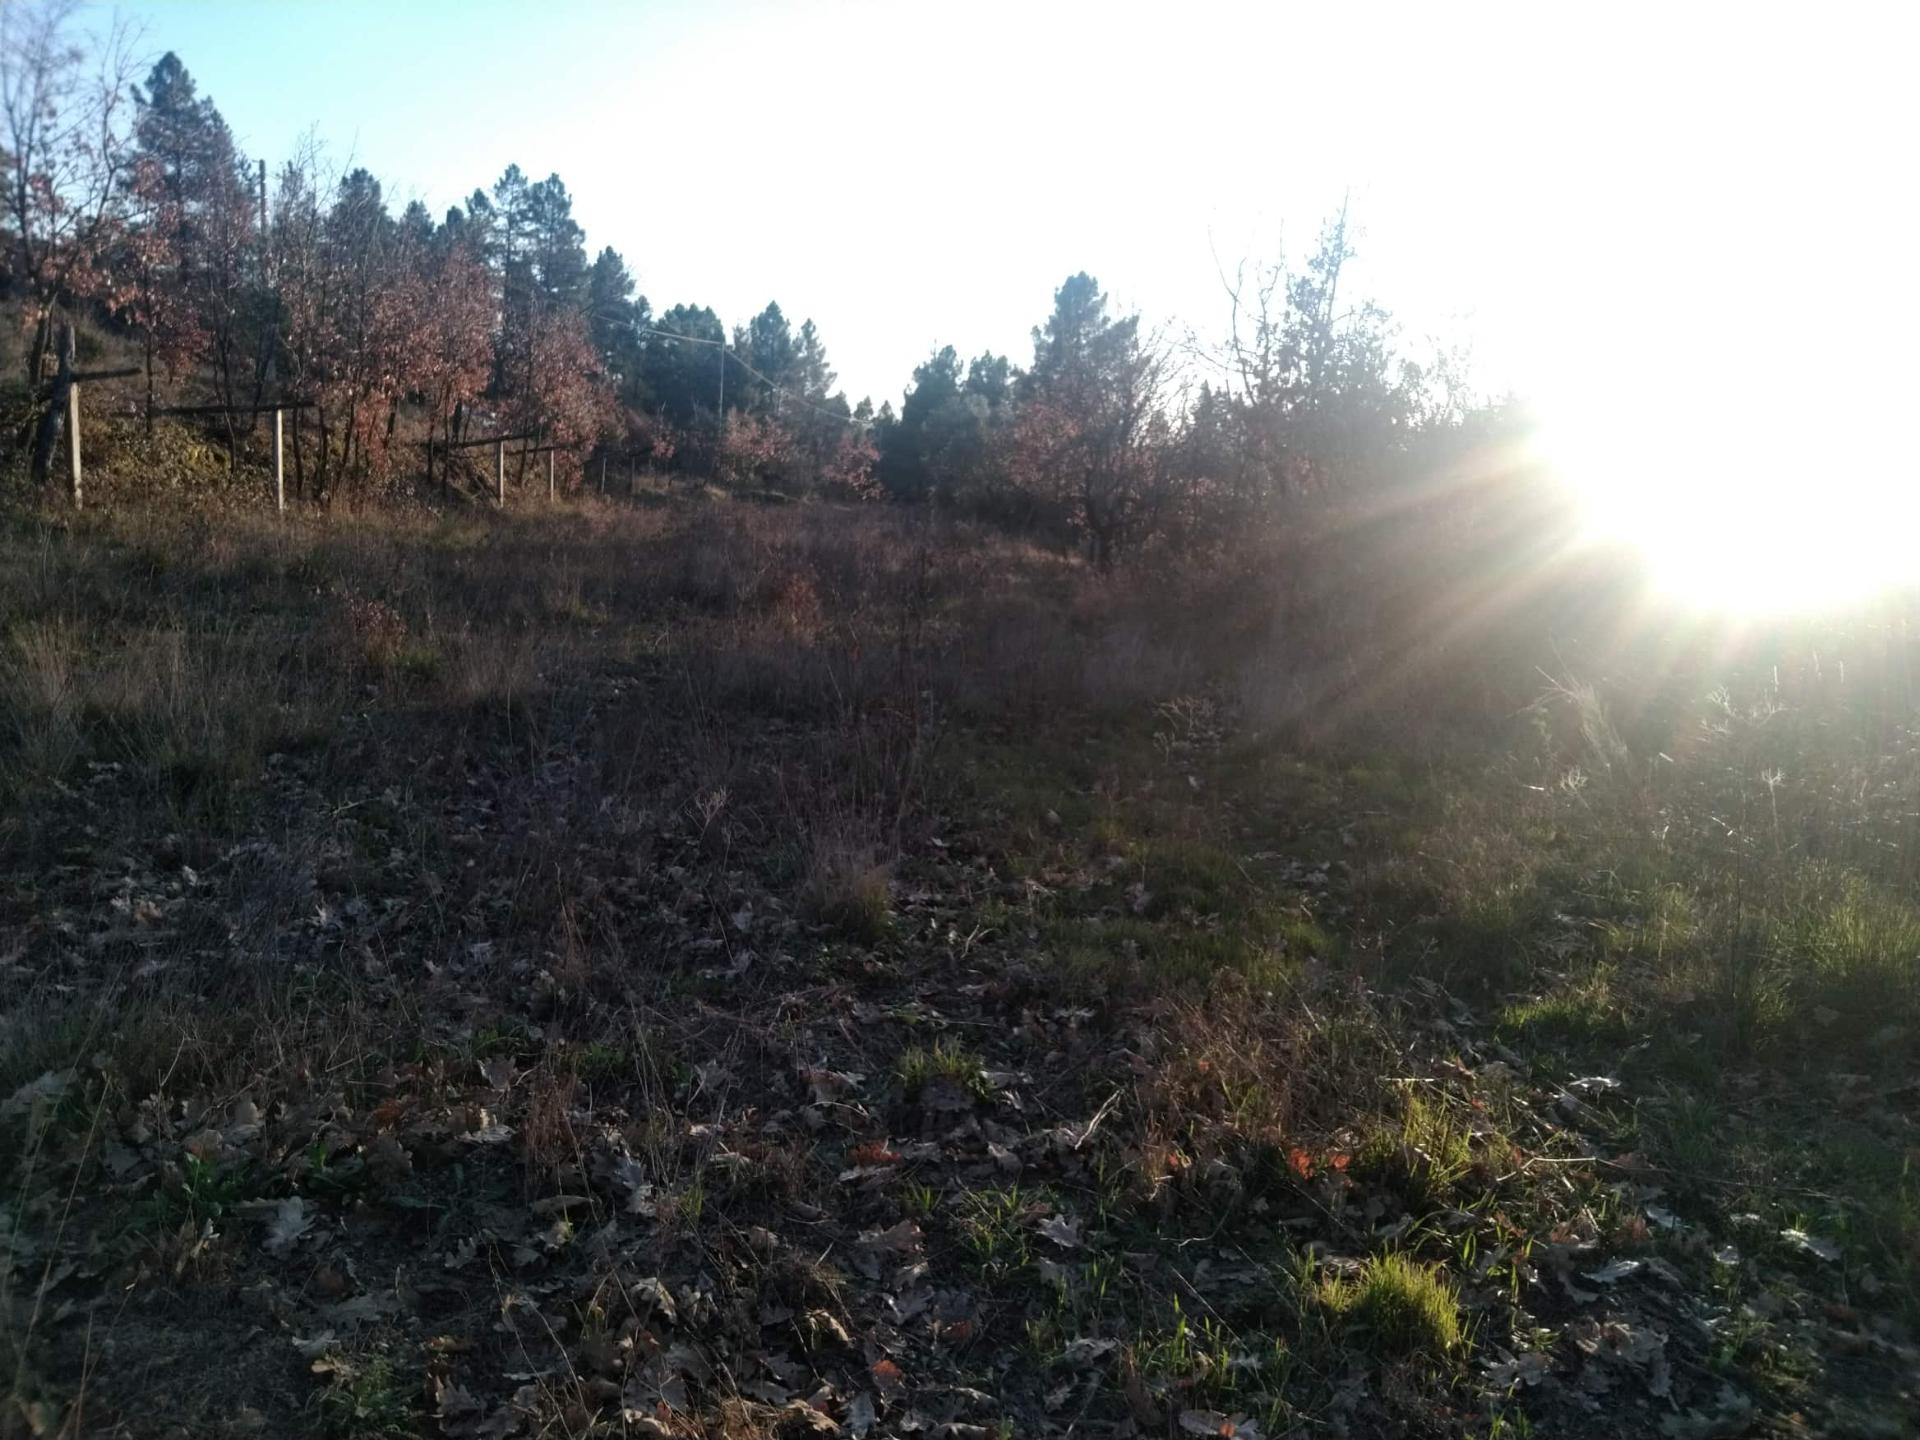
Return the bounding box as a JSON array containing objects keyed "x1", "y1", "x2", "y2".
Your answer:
[{"x1": 1532, "y1": 372, "x2": 1920, "y2": 617}]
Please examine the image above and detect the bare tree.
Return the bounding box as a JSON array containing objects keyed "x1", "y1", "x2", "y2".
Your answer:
[
  {"x1": 0, "y1": 0, "x2": 137, "y2": 386},
  {"x1": 1206, "y1": 207, "x2": 1428, "y2": 519}
]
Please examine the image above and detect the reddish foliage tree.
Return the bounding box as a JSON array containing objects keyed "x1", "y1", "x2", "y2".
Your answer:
[
  {"x1": 509, "y1": 304, "x2": 614, "y2": 484},
  {"x1": 717, "y1": 411, "x2": 793, "y2": 488},
  {"x1": 407, "y1": 242, "x2": 492, "y2": 481},
  {"x1": 115, "y1": 152, "x2": 203, "y2": 412},
  {"x1": 817, "y1": 424, "x2": 880, "y2": 498}
]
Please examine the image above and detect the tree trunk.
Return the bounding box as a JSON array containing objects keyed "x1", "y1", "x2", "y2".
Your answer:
[
  {"x1": 25, "y1": 309, "x2": 51, "y2": 391},
  {"x1": 30, "y1": 322, "x2": 76, "y2": 491},
  {"x1": 29, "y1": 325, "x2": 74, "y2": 489},
  {"x1": 215, "y1": 329, "x2": 240, "y2": 468},
  {"x1": 314, "y1": 407, "x2": 332, "y2": 506},
  {"x1": 342, "y1": 397, "x2": 359, "y2": 491},
  {"x1": 292, "y1": 406, "x2": 306, "y2": 501}
]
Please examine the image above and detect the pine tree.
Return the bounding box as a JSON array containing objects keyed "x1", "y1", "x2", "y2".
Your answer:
[
  {"x1": 736, "y1": 301, "x2": 798, "y2": 414},
  {"x1": 129, "y1": 51, "x2": 259, "y2": 460},
  {"x1": 1014, "y1": 273, "x2": 1169, "y2": 568},
  {"x1": 587, "y1": 246, "x2": 649, "y2": 406}
]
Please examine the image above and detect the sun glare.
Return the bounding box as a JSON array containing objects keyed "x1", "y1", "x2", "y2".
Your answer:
[{"x1": 1535, "y1": 374, "x2": 1919, "y2": 619}]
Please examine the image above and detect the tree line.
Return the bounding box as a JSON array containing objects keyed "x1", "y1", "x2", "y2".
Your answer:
[{"x1": 2, "y1": 1, "x2": 1500, "y2": 565}]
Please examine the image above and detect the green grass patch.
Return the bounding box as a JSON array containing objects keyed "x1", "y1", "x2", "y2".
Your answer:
[
  {"x1": 896, "y1": 1040, "x2": 988, "y2": 1101},
  {"x1": 1355, "y1": 1089, "x2": 1475, "y2": 1212},
  {"x1": 1497, "y1": 972, "x2": 1632, "y2": 1054},
  {"x1": 955, "y1": 1183, "x2": 1034, "y2": 1279},
  {"x1": 1315, "y1": 1253, "x2": 1465, "y2": 1359},
  {"x1": 314, "y1": 1351, "x2": 413, "y2": 1439}
]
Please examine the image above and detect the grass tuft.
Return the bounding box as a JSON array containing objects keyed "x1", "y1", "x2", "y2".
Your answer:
[
  {"x1": 1316, "y1": 1253, "x2": 1465, "y2": 1359},
  {"x1": 895, "y1": 1040, "x2": 988, "y2": 1101},
  {"x1": 314, "y1": 1352, "x2": 413, "y2": 1439},
  {"x1": 802, "y1": 825, "x2": 894, "y2": 941}
]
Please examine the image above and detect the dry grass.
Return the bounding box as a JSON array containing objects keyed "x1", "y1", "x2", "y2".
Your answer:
[
  {"x1": 800, "y1": 822, "x2": 894, "y2": 941},
  {"x1": 2, "y1": 491, "x2": 1918, "y2": 1438}
]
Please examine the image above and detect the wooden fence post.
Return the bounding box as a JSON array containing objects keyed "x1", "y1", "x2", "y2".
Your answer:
[
  {"x1": 496, "y1": 440, "x2": 505, "y2": 506},
  {"x1": 598, "y1": 454, "x2": 607, "y2": 494},
  {"x1": 273, "y1": 407, "x2": 285, "y2": 512},
  {"x1": 547, "y1": 450, "x2": 556, "y2": 502}
]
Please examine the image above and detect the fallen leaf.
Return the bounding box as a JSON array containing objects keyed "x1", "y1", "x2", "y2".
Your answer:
[
  {"x1": 1584, "y1": 1257, "x2": 1641, "y2": 1285},
  {"x1": 1063, "y1": 1337, "x2": 1120, "y2": 1364},
  {"x1": 846, "y1": 1391, "x2": 876, "y2": 1438},
  {"x1": 436, "y1": 1381, "x2": 485, "y2": 1422},
  {"x1": 1566, "y1": 1075, "x2": 1624, "y2": 1096},
  {"x1": 262, "y1": 1196, "x2": 313, "y2": 1257},
  {"x1": 774, "y1": 1402, "x2": 839, "y2": 1436},
  {"x1": 858, "y1": 1219, "x2": 923, "y2": 1255},
  {"x1": 1779, "y1": 1228, "x2": 1840, "y2": 1262},
  {"x1": 1037, "y1": 1214, "x2": 1081, "y2": 1249},
  {"x1": 630, "y1": 1275, "x2": 677, "y2": 1324},
  {"x1": 1485, "y1": 1351, "x2": 1551, "y2": 1387},
  {"x1": 1180, "y1": 1410, "x2": 1262, "y2": 1439}
]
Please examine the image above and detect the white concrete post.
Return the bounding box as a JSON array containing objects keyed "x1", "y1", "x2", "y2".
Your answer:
[{"x1": 66, "y1": 381, "x2": 82, "y2": 509}]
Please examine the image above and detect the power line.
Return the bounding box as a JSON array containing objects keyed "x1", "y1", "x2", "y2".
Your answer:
[{"x1": 640, "y1": 323, "x2": 859, "y2": 427}]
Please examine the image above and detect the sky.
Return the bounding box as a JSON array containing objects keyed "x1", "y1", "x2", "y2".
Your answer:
[{"x1": 98, "y1": 1, "x2": 1914, "y2": 463}]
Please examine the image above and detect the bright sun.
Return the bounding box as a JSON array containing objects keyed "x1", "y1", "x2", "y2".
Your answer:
[{"x1": 1533, "y1": 371, "x2": 1920, "y2": 619}]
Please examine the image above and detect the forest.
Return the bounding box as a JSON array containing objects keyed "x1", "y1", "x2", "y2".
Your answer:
[
  {"x1": 0, "y1": 7, "x2": 1486, "y2": 566},
  {"x1": 2, "y1": 5, "x2": 1916, "y2": 1440}
]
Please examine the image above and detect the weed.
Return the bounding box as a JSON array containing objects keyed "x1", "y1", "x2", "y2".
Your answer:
[
  {"x1": 567, "y1": 1040, "x2": 630, "y2": 1084},
  {"x1": 1133, "y1": 1297, "x2": 1238, "y2": 1400},
  {"x1": 898, "y1": 1181, "x2": 940, "y2": 1218},
  {"x1": 1352, "y1": 1088, "x2": 1475, "y2": 1212},
  {"x1": 896, "y1": 1041, "x2": 988, "y2": 1101},
  {"x1": 138, "y1": 1154, "x2": 255, "y2": 1233},
  {"x1": 314, "y1": 1351, "x2": 413, "y2": 1439},
  {"x1": 957, "y1": 1185, "x2": 1033, "y2": 1278}
]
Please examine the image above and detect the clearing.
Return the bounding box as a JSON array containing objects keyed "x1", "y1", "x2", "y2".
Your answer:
[{"x1": 2, "y1": 497, "x2": 1914, "y2": 1438}]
